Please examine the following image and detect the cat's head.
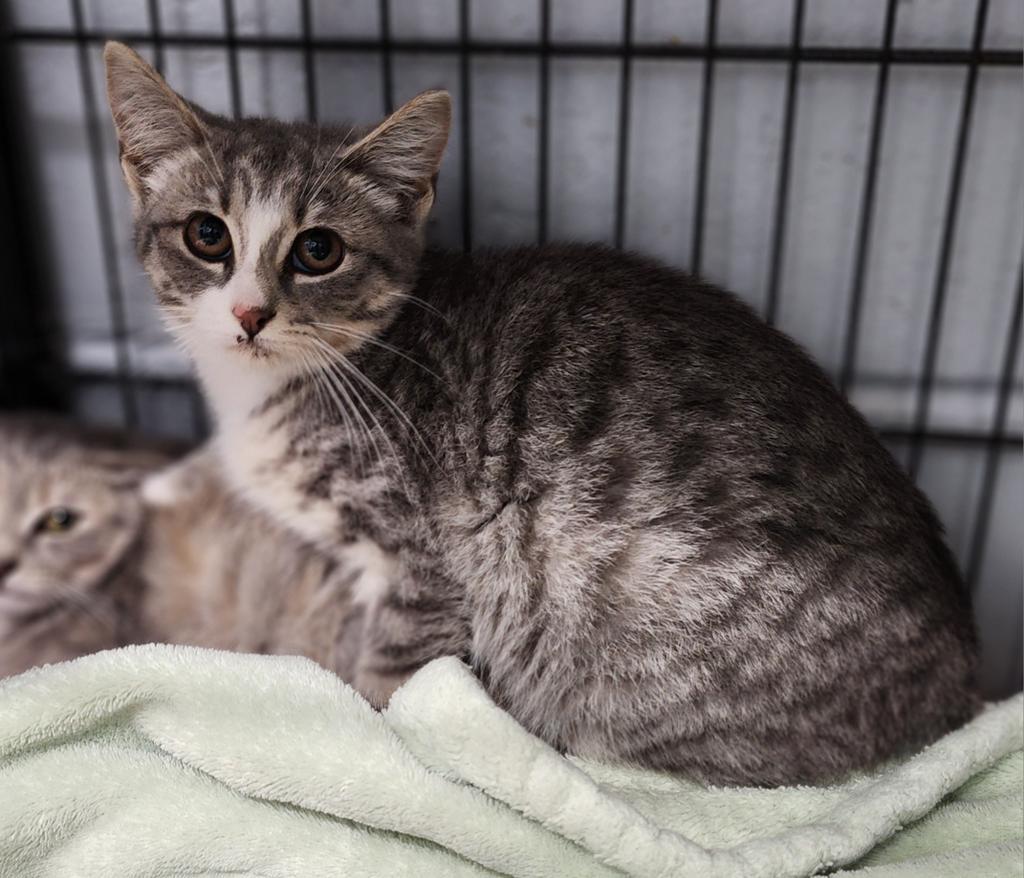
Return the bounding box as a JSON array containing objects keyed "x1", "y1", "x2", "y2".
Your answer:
[
  {"x1": 102, "y1": 41, "x2": 450, "y2": 395},
  {"x1": 0, "y1": 416, "x2": 169, "y2": 624}
]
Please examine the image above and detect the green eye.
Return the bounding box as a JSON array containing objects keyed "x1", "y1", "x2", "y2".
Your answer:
[{"x1": 35, "y1": 507, "x2": 79, "y2": 534}]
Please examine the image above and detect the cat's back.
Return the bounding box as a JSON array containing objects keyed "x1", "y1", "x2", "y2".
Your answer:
[
  {"x1": 414, "y1": 246, "x2": 964, "y2": 555},
  {"x1": 405, "y1": 245, "x2": 978, "y2": 784},
  {"x1": 420, "y1": 242, "x2": 863, "y2": 417},
  {"x1": 417, "y1": 245, "x2": 925, "y2": 508}
]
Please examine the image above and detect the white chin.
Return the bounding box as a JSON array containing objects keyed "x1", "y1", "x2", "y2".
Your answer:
[
  {"x1": 233, "y1": 339, "x2": 275, "y2": 361},
  {"x1": 193, "y1": 340, "x2": 299, "y2": 427}
]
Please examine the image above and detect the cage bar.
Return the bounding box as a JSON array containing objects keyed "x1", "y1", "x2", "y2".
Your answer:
[
  {"x1": 0, "y1": 4, "x2": 67, "y2": 410},
  {"x1": 536, "y1": 0, "x2": 551, "y2": 245},
  {"x1": 964, "y1": 267, "x2": 1022, "y2": 590},
  {"x1": 378, "y1": 0, "x2": 393, "y2": 115},
  {"x1": 690, "y1": 0, "x2": 718, "y2": 275},
  {"x1": 906, "y1": 0, "x2": 990, "y2": 481},
  {"x1": 764, "y1": 0, "x2": 805, "y2": 326},
  {"x1": 144, "y1": 0, "x2": 207, "y2": 438},
  {"x1": 69, "y1": 0, "x2": 138, "y2": 427},
  {"x1": 73, "y1": 370, "x2": 1023, "y2": 450},
  {"x1": 7, "y1": 30, "x2": 1019, "y2": 67},
  {"x1": 613, "y1": 0, "x2": 634, "y2": 250},
  {"x1": 458, "y1": 0, "x2": 472, "y2": 252},
  {"x1": 300, "y1": 0, "x2": 317, "y2": 123},
  {"x1": 222, "y1": 0, "x2": 242, "y2": 117},
  {"x1": 839, "y1": 0, "x2": 898, "y2": 397},
  {"x1": 146, "y1": 0, "x2": 165, "y2": 73}
]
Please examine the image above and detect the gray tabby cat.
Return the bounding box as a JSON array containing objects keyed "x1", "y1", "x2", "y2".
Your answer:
[
  {"x1": 103, "y1": 42, "x2": 979, "y2": 785},
  {"x1": 0, "y1": 416, "x2": 360, "y2": 680}
]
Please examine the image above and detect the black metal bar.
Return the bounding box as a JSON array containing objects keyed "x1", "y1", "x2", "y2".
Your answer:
[
  {"x1": 378, "y1": 0, "x2": 393, "y2": 114},
  {"x1": 300, "y1": 0, "x2": 317, "y2": 122},
  {"x1": 458, "y1": 0, "x2": 472, "y2": 251},
  {"x1": 964, "y1": 266, "x2": 1022, "y2": 590},
  {"x1": 0, "y1": 4, "x2": 68, "y2": 411},
  {"x1": 690, "y1": 0, "x2": 718, "y2": 275},
  {"x1": 906, "y1": 0, "x2": 990, "y2": 481},
  {"x1": 145, "y1": 0, "x2": 204, "y2": 438},
  {"x1": 221, "y1": 0, "x2": 242, "y2": 116},
  {"x1": 8, "y1": 29, "x2": 1018, "y2": 66},
  {"x1": 536, "y1": 0, "x2": 551, "y2": 245},
  {"x1": 839, "y1": 0, "x2": 898, "y2": 396},
  {"x1": 69, "y1": 369, "x2": 1024, "y2": 449},
  {"x1": 146, "y1": 0, "x2": 165, "y2": 73},
  {"x1": 764, "y1": 0, "x2": 805, "y2": 326},
  {"x1": 613, "y1": 0, "x2": 634, "y2": 249},
  {"x1": 69, "y1": 0, "x2": 138, "y2": 427},
  {"x1": 876, "y1": 427, "x2": 1021, "y2": 447}
]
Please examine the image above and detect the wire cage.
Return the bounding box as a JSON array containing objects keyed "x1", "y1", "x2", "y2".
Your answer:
[{"x1": 0, "y1": 0, "x2": 1021, "y2": 696}]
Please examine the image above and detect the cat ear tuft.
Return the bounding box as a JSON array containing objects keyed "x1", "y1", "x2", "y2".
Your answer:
[
  {"x1": 103, "y1": 41, "x2": 208, "y2": 198},
  {"x1": 341, "y1": 90, "x2": 451, "y2": 216}
]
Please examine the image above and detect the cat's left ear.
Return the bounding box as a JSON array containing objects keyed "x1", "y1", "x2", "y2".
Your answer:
[
  {"x1": 103, "y1": 41, "x2": 210, "y2": 201},
  {"x1": 340, "y1": 90, "x2": 451, "y2": 223}
]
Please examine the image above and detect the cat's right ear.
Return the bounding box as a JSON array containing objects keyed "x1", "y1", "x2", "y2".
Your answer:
[
  {"x1": 340, "y1": 90, "x2": 452, "y2": 223},
  {"x1": 103, "y1": 41, "x2": 208, "y2": 200}
]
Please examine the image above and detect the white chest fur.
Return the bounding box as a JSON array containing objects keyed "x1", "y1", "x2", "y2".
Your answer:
[
  {"x1": 217, "y1": 416, "x2": 338, "y2": 547},
  {"x1": 196, "y1": 353, "x2": 339, "y2": 547}
]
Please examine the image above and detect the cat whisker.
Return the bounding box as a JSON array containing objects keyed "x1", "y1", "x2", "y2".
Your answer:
[
  {"x1": 193, "y1": 128, "x2": 226, "y2": 191},
  {"x1": 305, "y1": 342, "x2": 380, "y2": 479},
  {"x1": 311, "y1": 337, "x2": 437, "y2": 469},
  {"x1": 299, "y1": 346, "x2": 342, "y2": 429},
  {"x1": 308, "y1": 338, "x2": 402, "y2": 476},
  {"x1": 304, "y1": 124, "x2": 358, "y2": 209},
  {"x1": 303, "y1": 345, "x2": 362, "y2": 462},
  {"x1": 297, "y1": 124, "x2": 322, "y2": 207},
  {"x1": 294, "y1": 348, "x2": 353, "y2": 469},
  {"x1": 310, "y1": 322, "x2": 447, "y2": 386},
  {"x1": 384, "y1": 291, "x2": 450, "y2": 325},
  {"x1": 324, "y1": 354, "x2": 420, "y2": 500}
]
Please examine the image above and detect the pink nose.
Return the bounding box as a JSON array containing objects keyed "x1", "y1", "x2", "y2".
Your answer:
[{"x1": 232, "y1": 304, "x2": 275, "y2": 340}]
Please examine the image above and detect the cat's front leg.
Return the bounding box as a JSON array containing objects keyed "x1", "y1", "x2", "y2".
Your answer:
[{"x1": 349, "y1": 553, "x2": 470, "y2": 708}]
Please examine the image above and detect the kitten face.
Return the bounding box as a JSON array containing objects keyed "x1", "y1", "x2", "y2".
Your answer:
[
  {"x1": 103, "y1": 42, "x2": 450, "y2": 405},
  {"x1": 0, "y1": 420, "x2": 156, "y2": 625}
]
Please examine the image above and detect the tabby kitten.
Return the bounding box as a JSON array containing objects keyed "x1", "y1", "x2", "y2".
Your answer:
[
  {"x1": 0, "y1": 416, "x2": 165, "y2": 674},
  {"x1": 104, "y1": 42, "x2": 979, "y2": 785},
  {"x1": 0, "y1": 416, "x2": 361, "y2": 680}
]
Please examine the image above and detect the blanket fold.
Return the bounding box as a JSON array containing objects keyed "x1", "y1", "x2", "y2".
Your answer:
[{"x1": 0, "y1": 645, "x2": 1020, "y2": 877}]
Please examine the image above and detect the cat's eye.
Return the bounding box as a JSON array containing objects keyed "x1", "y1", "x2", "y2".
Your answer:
[
  {"x1": 184, "y1": 213, "x2": 232, "y2": 261},
  {"x1": 34, "y1": 507, "x2": 79, "y2": 535},
  {"x1": 291, "y1": 228, "x2": 344, "y2": 275}
]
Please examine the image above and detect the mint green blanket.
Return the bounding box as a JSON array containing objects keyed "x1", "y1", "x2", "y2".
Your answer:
[{"x1": 0, "y1": 645, "x2": 1020, "y2": 877}]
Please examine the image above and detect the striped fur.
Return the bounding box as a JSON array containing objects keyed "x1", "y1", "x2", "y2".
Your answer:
[{"x1": 105, "y1": 43, "x2": 980, "y2": 785}]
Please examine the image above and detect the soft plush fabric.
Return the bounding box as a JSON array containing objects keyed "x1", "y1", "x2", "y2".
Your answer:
[{"x1": 0, "y1": 645, "x2": 1019, "y2": 877}]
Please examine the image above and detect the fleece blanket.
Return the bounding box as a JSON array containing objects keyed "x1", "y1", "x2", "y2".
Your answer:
[{"x1": 0, "y1": 645, "x2": 1020, "y2": 878}]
